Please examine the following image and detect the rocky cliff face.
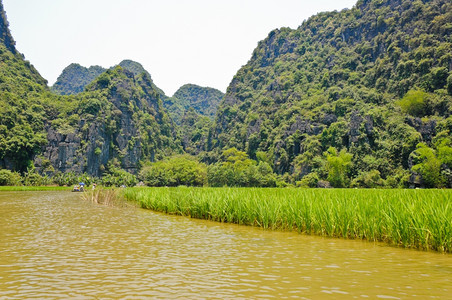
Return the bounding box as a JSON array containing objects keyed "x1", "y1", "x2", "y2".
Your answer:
[
  {"x1": 36, "y1": 109, "x2": 141, "y2": 176},
  {"x1": 35, "y1": 67, "x2": 180, "y2": 176}
]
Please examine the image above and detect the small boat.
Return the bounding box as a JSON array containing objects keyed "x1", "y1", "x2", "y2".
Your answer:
[{"x1": 72, "y1": 184, "x2": 85, "y2": 192}]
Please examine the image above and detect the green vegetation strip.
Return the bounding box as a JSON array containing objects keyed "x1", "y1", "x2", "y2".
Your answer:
[
  {"x1": 122, "y1": 187, "x2": 452, "y2": 253},
  {"x1": 0, "y1": 186, "x2": 71, "y2": 191}
]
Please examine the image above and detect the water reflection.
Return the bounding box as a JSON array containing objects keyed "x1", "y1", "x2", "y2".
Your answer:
[{"x1": 0, "y1": 191, "x2": 450, "y2": 299}]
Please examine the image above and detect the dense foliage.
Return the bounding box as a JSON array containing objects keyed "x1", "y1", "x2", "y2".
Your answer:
[
  {"x1": 212, "y1": 0, "x2": 452, "y2": 188},
  {"x1": 0, "y1": 41, "x2": 57, "y2": 171},
  {"x1": 100, "y1": 163, "x2": 138, "y2": 187},
  {"x1": 139, "y1": 155, "x2": 207, "y2": 187},
  {"x1": 207, "y1": 148, "x2": 277, "y2": 187},
  {"x1": 179, "y1": 108, "x2": 213, "y2": 155}
]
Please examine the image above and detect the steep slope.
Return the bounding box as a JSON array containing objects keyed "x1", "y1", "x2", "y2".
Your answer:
[
  {"x1": 213, "y1": 0, "x2": 452, "y2": 187},
  {"x1": 35, "y1": 66, "x2": 181, "y2": 176},
  {"x1": 164, "y1": 84, "x2": 223, "y2": 156},
  {"x1": 166, "y1": 84, "x2": 224, "y2": 124},
  {"x1": 52, "y1": 63, "x2": 106, "y2": 95},
  {"x1": 118, "y1": 60, "x2": 168, "y2": 101},
  {"x1": 179, "y1": 108, "x2": 213, "y2": 155},
  {"x1": 0, "y1": 0, "x2": 55, "y2": 171}
]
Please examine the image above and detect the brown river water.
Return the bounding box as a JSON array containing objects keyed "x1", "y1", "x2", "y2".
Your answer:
[{"x1": 0, "y1": 191, "x2": 451, "y2": 299}]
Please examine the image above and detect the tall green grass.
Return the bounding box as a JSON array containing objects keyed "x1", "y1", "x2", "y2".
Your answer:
[{"x1": 122, "y1": 187, "x2": 452, "y2": 253}]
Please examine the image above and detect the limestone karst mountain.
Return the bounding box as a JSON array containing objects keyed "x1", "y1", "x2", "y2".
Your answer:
[{"x1": 212, "y1": 0, "x2": 451, "y2": 187}]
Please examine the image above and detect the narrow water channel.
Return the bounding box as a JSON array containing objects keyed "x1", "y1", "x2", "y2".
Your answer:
[{"x1": 0, "y1": 191, "x2": 450, "y2": 299}]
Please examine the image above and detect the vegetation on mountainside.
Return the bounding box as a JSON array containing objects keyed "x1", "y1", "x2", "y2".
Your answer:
[
  {"x1": 211, "y1": 0, "x2": 452, "y2": 188},
  {"x1": 0, "y1": 42, "x2": 63, "y2": 172},
  {"x1": 179, "y1": 108, "x2": 213, "y2": 155},
  {"x1": 52, "y1": 63, "x2": 106, "y2": 95},
  {"x1": 164, "y1": 85, "x2": 223, "y2": 158},
  {"x1": 118, "y1": 60, "x2": 168, "y2": 101},
  {"x1": 51, "y1": 66, "x2": 181, "y2": 167}
]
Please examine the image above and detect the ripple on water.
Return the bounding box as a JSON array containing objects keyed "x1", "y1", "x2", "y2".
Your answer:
[{"x1": 0, "y1": 191, "x2": 451, "y2": 299}]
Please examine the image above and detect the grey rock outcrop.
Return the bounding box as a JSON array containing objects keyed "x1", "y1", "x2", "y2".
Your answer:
[{"x1": 35, "y1": 68, "x2": 177, "y2": 177}]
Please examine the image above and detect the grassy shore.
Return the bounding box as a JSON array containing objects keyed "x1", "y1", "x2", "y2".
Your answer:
[
  {"x1": 121, "y1": 187, "x2": 451, "y2": 253},
  {"x1": 0, "y1": 186, "x2": 71, "y2": 191}
]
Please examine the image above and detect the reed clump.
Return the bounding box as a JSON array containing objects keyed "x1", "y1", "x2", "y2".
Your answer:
[
  {"x1": 82, "y1": 188, "x2": 129, "y2": 207},
  {"x1": 121, "y1": 187, "x2": 452, "y2": 253}
]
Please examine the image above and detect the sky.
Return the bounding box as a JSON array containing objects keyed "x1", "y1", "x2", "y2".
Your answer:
[{"x1": 3, "y1": 0, "x2": 357, "y2": 96}]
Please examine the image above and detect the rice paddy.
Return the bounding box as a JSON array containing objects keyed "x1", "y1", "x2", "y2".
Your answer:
[{"x1": 121, "y1": 187, "x2": 452, "y2": 253}]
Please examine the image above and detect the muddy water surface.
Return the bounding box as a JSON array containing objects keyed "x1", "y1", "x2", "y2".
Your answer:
[{"x1": 0, "y1": 191, "x2": 451, "y2": 299}]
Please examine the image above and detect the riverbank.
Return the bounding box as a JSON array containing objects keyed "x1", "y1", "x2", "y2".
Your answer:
[
  {"x1": 120, "y1": 187, "x2": 451, "y2": 253},
  {"x1": 0, "y1": 186, "x2": 72, "y2": 191}
]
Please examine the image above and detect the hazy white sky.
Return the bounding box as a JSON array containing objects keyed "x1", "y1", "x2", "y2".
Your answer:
[{"x1": 3, "y1": 0, "x2": 357, "y2": 95}]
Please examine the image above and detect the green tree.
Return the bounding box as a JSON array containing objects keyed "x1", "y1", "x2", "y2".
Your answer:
[
  {"x1": 325, "y1": 147, "x2": 353, "y2": 188},
  {"x1": 397, "y1": 90, "x2": 428, "y2": 117},
  {"x1": 101, "y1": 162, "x2": 138, "y2": 187},
  {"x1": 139, "y1": 155, "x2": 207, "y2": 187},
  {"x1": 207, "y1": 148, "x2": 277, "y2": 187},
  {"x1": 411, "y1": 143, "x2": 443, "y2": 188},
  {"x1": 351, "y1": 170, "x2": 385, "y2": 188},
  {"x1": 447, "y1": 74, "x2": 452, "y2": 95},
  {"x1": 297, "y1": 172, "x2": 320, "y2": 188}
]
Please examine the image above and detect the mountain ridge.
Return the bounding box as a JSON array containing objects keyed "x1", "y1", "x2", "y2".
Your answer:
[{"x1": 212, "y1": 0, "x2": 452, "y2": 187}]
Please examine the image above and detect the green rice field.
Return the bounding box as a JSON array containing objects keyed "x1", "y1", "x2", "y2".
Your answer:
[{"x1": 122, "y1": 187, "x2": 452, "y2": 253}]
